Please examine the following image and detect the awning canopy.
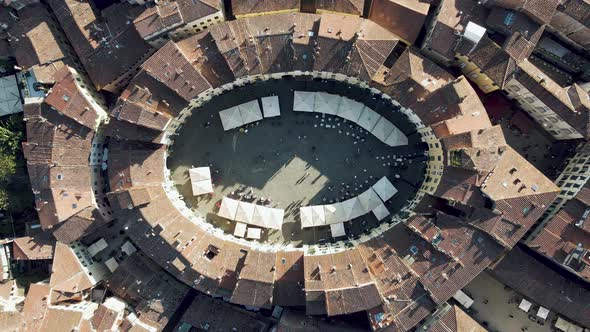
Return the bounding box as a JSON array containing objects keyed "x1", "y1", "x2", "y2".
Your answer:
[
  {"x1": 238, "y1": 100, "x2": 263, "y2": 124},
  {"x1": 338, "y1": 97, "x2": 363, "y2": 122},
  {"x1": 372, "y1": 177, "x2": 398, "y2": 202},
  {"x1": 234, "y1": 222, "x2": 247, "y2": 238},
  {"x1": 189, "y1": 167, "x2": 213, "y2": 196},
  {"x1": 372, "y1": 203, "x2": 390, "y2": 221},
  {"x1": 330, "y1": 222, "x2": 346, "y2": 238},
  {"x1": 518, "y1": 298, "x2": 532, "y2": 312},
  {"x1": 191, "y1": 180, "x2": 213, "y2": 195},
  {"x1": 371, "y1": 116, "x2": 395, "y2": 142},
  {"x1": 384, "y1": 127, "x2": 408, "y2": 147},
  {"x1": 357, "y1": 108, "x2": 381, "y2": 132},
  {"x1": 189, "y1": 167, "x2": 211, "y2": 182},
  {"x1": 537, "y1": 306, "x2": 550, "y2": 320},
  {"x1": 235, "y1": 201, "x2": 255, "y2": 224},
  {"x1": 300, "y1": 206, "x2": 313, "y2": 228},
  {"x1": 293, "y1": 91, "x2": 315, "y2": 112},
  {"x1": 247, "y1": 227, "x2": 262, "y2": 240},
  {"x1": 252, "y1": 205, "x2": 284, "y2": 230},
  {"x1": 324, "y1": 204, "x2": 343, "y2": 225},
  {"x1": 311, "y1": 205, "x2": 326, "y2": 226},
  {"x1": 340, "y1": 197, "x2": 364, "y2": 220},
  {"x1": 261, "y1": 96, "x2": 280, "y2": 118},
  {"x1": 219, "y1": 106, "x2": 242, "y2": 131},
  {"x1": 218, "y1": 197, "x2": 239, "y2": 220},
  {"x1": 314, "y1": 92, "x2": 340, "y2": 115},
  {"x1": 358, "y1": 188, "x2": 382, "y2": 212},
  {"x1": 555, "y1": 317, "x2": 584, "y2": 332}
]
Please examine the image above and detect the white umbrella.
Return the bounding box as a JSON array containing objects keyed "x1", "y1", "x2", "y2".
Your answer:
[{"x1": 293, "y1": 91, "x2": 315, "y2": 112}]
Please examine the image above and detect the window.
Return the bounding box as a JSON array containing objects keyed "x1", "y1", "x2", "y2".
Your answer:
[{"x1": 62, "y1": 94, "x2": 70, "y2": 102}]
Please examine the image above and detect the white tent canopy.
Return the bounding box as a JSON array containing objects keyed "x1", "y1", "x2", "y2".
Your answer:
[
  {"x1": 293, "y1": 91, "x2": 315, "y2": 112},
  {"x1": 191, "y1": 180, "x2": 214, "y2": 195},
  {"x1": 330, "y1": 222, "x2": 346, "y2": 238},
  {"x1": 238, "y1": 100, "x2": 263, "y2": 124},
  {"x1": 358, "y1": 188, "x2": 382, "y2": 212},
  {"x1": 372, "y1": 203, "x2": 390, "y2": 221},
  {"x1": 252, "y1": 205, "x2": 284, "y2": 230},
  {"x1": 555, "y1": 317, "x2": 584, "y2": 332},
  {"x1": 300, "y1": 206, "x2": 314, "y2": 228},
  {"x1": 537, "y1": 306, "x2": 550, "y2": 320},
  {"x1": 340, "y1": 197, "x2": 364, "y2": 220},
  {"x1": 324, "y1": 204, "x2": 342, "y2": 224},
  {"x1": 371, "y1": 116, "x2": 395, "y2": 142},
  {"x1": 189, "y1": 167, "x2": 211, "y2": 181},
  {"x1": 235, "y1": 201, "x2": 255, "y2": 224},
  {"x1": 518, "y1": 299, "x2": 532, "y2": 312},
  {"x1": 234, "y1": 222, "x2": 247, "y2": 238},
  {"x1": 189, "y1": 167, "x2": 213, "y2": 196},
  {"x1": 219, "y1": 106, "x2": 242, "y2": 131},
  {"x1": 314, "y1": 92, "x2": 341, "y2": 115},
  {"x1": 261, "y1": 96, "x2": 280, "y2": 118},
  {"x1": 247, "y1": 227, "x2": 262, "y2": 239},
  {"x1": 373, "y1": 176, "x2": 398, "y2": 202},
  {"x1": 357, "y1": 108, "x2": 381, "y2": 132},
  {"x1": 311, "y1": 205, "x2": 326, "y2": 226},
  {"x1": 218, "y1": 197, "x2": 239, "y2": 220},
  {"x1": 384, "y1": 127, "x2": 408, "y2": 147},
  {"x1": 338, "y1": 97, "x2": 364, "y2": 122}
]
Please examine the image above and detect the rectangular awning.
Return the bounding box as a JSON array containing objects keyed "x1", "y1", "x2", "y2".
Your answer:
[
  {"x1": 372, "y1": 203, "x2": 390, "y2": 221},
  {"x1": 372, "y1": 177, "x2": 398, "y2": 202},
  {"x1": 247, "y1": 227, "x2": 262, "y2": 240},
  {"x1": 330, "y1": 222, "x2": 346, "y2": 238},
  {"x1": 234, "y1": 222, "x2": 247, "y2": 238},
  {"x1": 293, "y1": 91, "x2": 315, "y2": 112},
  {"x1": 537, "y1": 306, "x2": 549, "y2": 320},
  {"x1": 261, "y1": 96, "x2": 280, "y2": 118},
  {"x1": 218, "y1": 197, "x2": 239, "y2": 220}
]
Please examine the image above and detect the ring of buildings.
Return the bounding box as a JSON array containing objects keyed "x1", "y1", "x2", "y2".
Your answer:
[{"x1": 25, "y1": 11, "x2": 560, "y2": 330}]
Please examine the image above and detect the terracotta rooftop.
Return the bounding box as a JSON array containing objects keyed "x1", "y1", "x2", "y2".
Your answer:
[
  {"x1": 429, "y1": 305, "x2": 487, "y2": 332},
  {"x1": 12, "y1": 232, "x2": 55, "y2": 260},
  {"x1": 47, "y1": 0, "x2": 154, "y2": 90},
  {"x1": 315, "y1": 0, "x2": 364, "y2": 16},
  {"x1": 231, "y1": 0, "x2": 300, "y2": 16},
  {"x1": 7, "y1": 4, "x2": 77, "y2": 84},
  {"x1": 133, "y1": 0, "x2": 221, "y2": 40},
  {"x1": 368, "y1": 0, "x2": 430, "y2": 44},
  {"x1": 44, "y1": 67, "x2": 100, "y2": 130}
]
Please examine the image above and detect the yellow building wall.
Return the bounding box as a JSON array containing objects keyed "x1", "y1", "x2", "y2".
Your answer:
[
  {"x1": 455, "y1": 54, "x2": 500, "y2": 94},
  {"x1": 235, "y1": 8, "x2": 299, "y2": 19}
]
